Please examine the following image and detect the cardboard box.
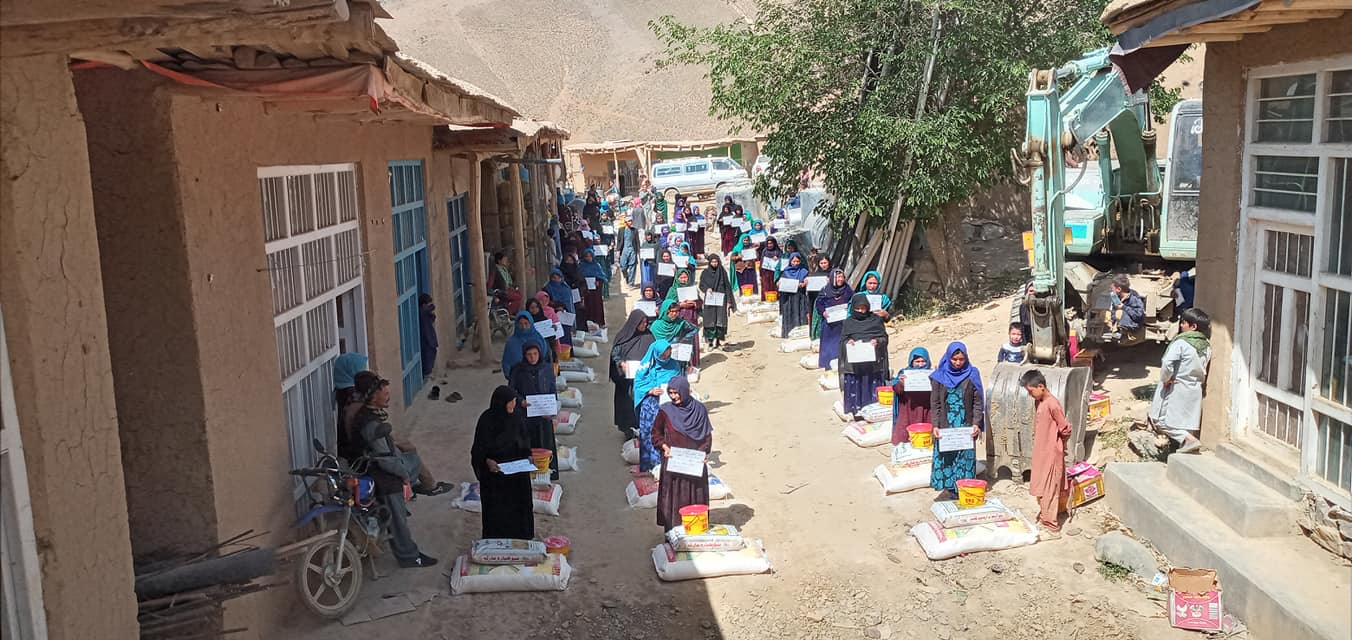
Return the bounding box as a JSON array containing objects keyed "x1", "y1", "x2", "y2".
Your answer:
[
  {"x1": 1060, "y1": 467, "x2": 1105, "y2": 510},
  {"x1": 1088, "y1": 397, "x2": 1111, "y2": 419},
  {"x1": 1168, "y1": 568, "x2": 1222, "y2": 631}
]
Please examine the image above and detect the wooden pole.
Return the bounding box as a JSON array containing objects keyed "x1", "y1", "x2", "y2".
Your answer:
[
  {"x1": 465, "y1": 154, "x2": 495, "y2": 364},
  {"x1": 509, "y1": 159, "x2": 529, "y2": 290}
]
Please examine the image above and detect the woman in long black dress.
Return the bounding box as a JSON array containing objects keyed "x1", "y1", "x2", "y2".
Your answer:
[
  {"x1": 777, "y1": 252, "x2": 810, "y2": 337},
  {"x1": 838, "y1": 293, "x2": 890, "y2": 419},
  {"x1": 470, "y1": 386, "x2": 535, "y2": 540},
  {"x1": 698, "y1": 254, "x2": 737, "y2": 349},
  {"x1": 651, "y1": 376, "x2": 713, "y2": 532},
  {"x1": 507, "y1": 342, "x2": 560, "y2": 480},
  {"x1": 609, "y1": 310, "x2": 655, "y2": 437}
]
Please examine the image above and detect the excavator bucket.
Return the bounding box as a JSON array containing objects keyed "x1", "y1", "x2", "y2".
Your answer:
[{"x1": 985, "y1": 363, "x2": 1091, "y2": 480}]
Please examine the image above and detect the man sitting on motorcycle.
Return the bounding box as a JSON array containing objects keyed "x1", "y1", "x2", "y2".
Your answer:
[{"x1": 346, "y1": 374, "x2": 439, "y2": 568}]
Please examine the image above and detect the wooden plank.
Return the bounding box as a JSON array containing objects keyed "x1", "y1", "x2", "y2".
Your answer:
[
  {"x1": 1255, "y1": 0, "x2": 1352, "y2": 12},
  {"x1": 0, "y1": 0, "x2": 338, "y2": 27},
  {"x1": 1147, "y1": 32, "x2": 1247, "y2": 46},
  {"x1": 510, "y1": 163, "x2": 529, "y2": 289},
  {"x1": 1176, "y1": 23, "x2": 1273, "y2": 35},
  {"x1": 70, "y1": 49, "x2": 137, "y2": 68},
  {"x1": 465, "y1": 156, "x2": 495, "y2": 364}
]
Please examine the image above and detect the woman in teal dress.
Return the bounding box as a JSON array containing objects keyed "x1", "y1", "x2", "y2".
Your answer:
[{"x1": 928, "y1": 341, "x2": 984, "y2": 495}]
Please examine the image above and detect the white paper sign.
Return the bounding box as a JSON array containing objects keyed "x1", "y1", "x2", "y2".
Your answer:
[
  {"x1": 903, "y1": 372, "x2": 932, "y2": 393},
  {"x1": 666, "y1": 447, "x2": 707, "y2": 477},
  {"x1": 658, "y1": 383, "x2": 672, "y2": 404},
  {"x1": 558, "y1": 311, "x2": 576, "y2": 326},
  {"x1": 571, "y1": 288, "x2": 582, "y2": 304},
  {"x1": 824, "y1": 304, "x2": 849, "y2": 323},
  {"x1": 722, "y1": 216, "x2": 735, "y2": 225},
  {"x1": 845, "y1": 341, "x2": 877, "y2": 363},
  {"x1": 670, "y1": 343, "x2": 693, "y2": 362},
  {"x1": 806, "y1": 276, "x2": 829, "y2": 292},
  {"x1": 624, "y1": 360, "x2": 641, "y2": 379},
  {"x1": 525, "y1": 394, "x2": 559, "y2": 417},
  {"x1": 937, "y1": 427, "x2": 976, "y2": 452},
  {"x1": 705, "y1": 291, "x2": 725, "y2": 307},
  {"x1": 777, "y1": 277, "x2": 801, "y2": 293},
  {"x1": 497, "y1": 458, "x2": 538, "y2": 475},
  {"x1": 533, "y1": 319, "x2": 555, "y2": 338},
  {"x1": 750, "y1": 232, "x2": 767, "y2": 244},
  {"x1": 657, "y1": 263, "x2": 676, "y2": 277},
  {"x1": 761, "y1": 258, "x2": 779, "y2": 271},
  {"x1": 677, "y1": 286, "x2": 699, "y2": 302},
  {"x1": 593, "y1": 245, "x2": 610, "y2": 256},
  {"x1": 635, "y1": 300, "x2": 657, "y2": 317},
  {"x1": 586, "y1": 277, "x2": 598, "y2": 290},
  {"x1": 868, "y1": 294, "x2": 884, "y2": 311},
  {"x1": 739, "y1": 221, "x2": 751, "y2": 232},
  {"x1": 673, "y1": 255, "x2": 690, "y2": 268},
  {"x1": 640, "y1": 248, "x2": 656, "y2": 260},
  {"x1": 741, "y1": 249, "x2": 757, "y2": 261},
  {"x1": 673, "y1": 223, "x2": 688, "y2": 232},
  {"x1": 602, "y1": 224, "x2": 616, "y2": 234}
]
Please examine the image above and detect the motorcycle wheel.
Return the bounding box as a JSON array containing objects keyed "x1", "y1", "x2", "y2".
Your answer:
[{"x1": 295, "y1": 535, "x2": 364, "y2": 619}]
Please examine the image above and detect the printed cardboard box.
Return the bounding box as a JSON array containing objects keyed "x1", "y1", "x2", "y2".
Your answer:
[{"x1": 1168, "y1": 568, "x2": 1222, "y2": 631}]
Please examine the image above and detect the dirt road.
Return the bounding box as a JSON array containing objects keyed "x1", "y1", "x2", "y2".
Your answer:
[{"x1": 282, "y1": 258, "x2": 1191, "y2": 640}]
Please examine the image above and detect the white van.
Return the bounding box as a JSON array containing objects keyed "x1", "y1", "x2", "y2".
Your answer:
[{"x1": 650, "y1": 157, "x2": 748, "y2": 198}]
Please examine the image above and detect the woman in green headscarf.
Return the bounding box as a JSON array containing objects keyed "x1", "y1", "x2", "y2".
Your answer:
[
  {"x1": 856, "y1": 270, "x2": 892, "y2": 320},
  {"x1": 649, "y1": 299, "x2": 699, "y2": 370}
]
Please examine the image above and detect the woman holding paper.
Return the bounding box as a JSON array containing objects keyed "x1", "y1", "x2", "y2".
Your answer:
[
  {"x1": 777, "y1": 252, "x2": 811, "y2": 338},
  {"x1": 928, "y1": 342, "x2": 984, "y2": 496},
  {"x1": 815, "y1": 269, "x2": 853, "y2": 370},
  {"x1": 639, "y1": 231, "x2": 660, "y2": 284},
  {"x1": 688, "y1": 205, "x2": 707, "y2": 258},
  {"x1": 838, "y1": 293, "x2": 890, "y2": 419},
  {"x1": 610, "y1": 310, "x2": 655, "y2": 437},
  {"x1": 651, "y1": 375, "x2": 713, "y2": 532},
  {"x1": 508, "y1": 342, "x2": 560, "y2": 480},
  {"x1": 890, "y1": 347, "x2": 933, "y2": 445},
  {"x1": 808, "y1": 255, "x2": 833, "y2": 341},
  {"x1": 758, "y1": 235, "x2": 783, "y2": 303},
  {"x1": 578, "y1": 248, "x2": 610, "y2": 328},
  {"x1": 633, "y1": 340, "x2": 684, "y2": 472},
  {"x1": 719, "y1": 197, "x2": 742, "y2": 254},
  {"x1": 856, "y1": 270, "x2": 892, "y2": 320},
  {"x1": 525, "y1": 297, "x2": 558, "y2": 364},
  {"x1": 502, "y1": 311, "x2": 550, "y2": 381},
  {"x1": 664, "y1": 269, "x2": 703, "y2": 367},
  {"x1": 698, "y1": 254, "x2": 737, "y2": 349},
  {"x1": 471, "y1": 386, "x2": 535, "y2": 540},
  {"x1": 619, "y1": 220, "x2": 639, "y2": 287},
  {"x1": 653, "y1": 248, "x2": 678, "y2": 300}
]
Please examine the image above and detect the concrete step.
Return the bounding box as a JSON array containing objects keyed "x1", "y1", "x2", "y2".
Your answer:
[
  {"x1": 1105, "y1": 462, "x2": 1350, "y2": 640},
  {"x1": 1215, "y1": 441, "x2": 1305, "y2": 501},
  {"x1": 1166, "y1": 453, "x2": 1300, "y2": 537}
]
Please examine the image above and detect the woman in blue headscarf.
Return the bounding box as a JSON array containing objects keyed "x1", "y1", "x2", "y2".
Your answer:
[
  {"x1": 815, "y1": 268, "x2": 853, "y2": 370},
  {"x1": 578, "y1": 248, "x2": 610, "y2": 327},
  {"x1": 856, "y1": 270, "x2": 892, "y2": 319},
  {"x1": 928, "y1": 342, "x2": 984, "y2": 495},
  {"x1": 544, "y1": 269, "x2": 575, "y2": 315},
  {"x1": 633, "y1": 340, "x2": 684, "y2": 472},
  {"x1": 890, "y1": 347, "x2": 933, "y2": 446},
  {"x1": 501, "y1": 311, "x2": 548, "y2": 381},
  {"x1": 777, "y1": 252, "x2": 810, "y2": 337}
]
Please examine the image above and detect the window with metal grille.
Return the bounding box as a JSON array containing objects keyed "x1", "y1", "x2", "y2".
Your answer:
[
  {"x1": 1328, "y1": 70, "x2": 1352, "y2": 144},
  {"x1": 1256, "y1": 392, "x2": 1303, "y2": 449},
  {"x1": 1255, "y1": 74, "x2": 1316, "y2": 143},
  {"x1": 258, "y1": 164, "x2": 366, "y2": 479},
  {"x1": 1263, "y1": 230, "x2": 1314, "y2": 276},
  {"x1": 1315, "y1": 413, "x2": 1352, "y2": 493},
  {"x1": 1253, "y1": 155, "x2": 1319, "y2": 212}
]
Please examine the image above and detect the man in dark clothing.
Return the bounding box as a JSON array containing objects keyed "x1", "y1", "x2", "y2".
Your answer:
[
  {"x1": 1108, "y1": 274, "x2": 1146, "y2": 344},
  {"x1": 419, "y1": 294, "x2": 438, "y2": 378}
]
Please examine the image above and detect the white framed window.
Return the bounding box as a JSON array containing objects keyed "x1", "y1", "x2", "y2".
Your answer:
[
  {"x1": 258, "y1": 164, "x2": 367, "y2": 483},
  {"x1": 1237, "y1": 57, "x2": 1352, "y2": 502},
  {"x1": 1, "y1": 309, "x2": 48, "y2": 640}
]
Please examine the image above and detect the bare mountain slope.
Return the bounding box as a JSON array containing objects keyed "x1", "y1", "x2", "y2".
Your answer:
[{"x1": 381, "y1": 0, "x2": 754, "y2": 142}]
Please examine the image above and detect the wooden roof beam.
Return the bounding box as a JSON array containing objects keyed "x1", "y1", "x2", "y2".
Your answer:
[
  {"x1": 0, "y1": 0, "x2": 342, "y2": 28},
  {"x1": 1148, "y1": 32, "x2": 1247, "y2": 46},
  {"x1": 1176, "y1": 22, "x2": 1274, "y2": 34},
  {"x1": 1255, "y1": 0, "x2": 1352, "y2": 11}
]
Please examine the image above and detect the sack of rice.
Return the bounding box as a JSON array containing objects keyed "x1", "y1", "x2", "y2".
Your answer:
[
  {"x1": 449, "y1": 553, "x2": 571, "y2": 594},
  {"x1": 910, "y1": 514, "x2": 1038, "y2": 560},
  {"x1": 786, "y1": 325, "x2": 809, "y2": 339},
  {"x1": 858, "y1": 403, "x2": 891, "y2": 424},
  {"x1": 558, "y1": 387, "x2": 584, "y2": 408},
  {"x1": 558, "y1": 360, "x2": 589, "y2": 373},
  {"x1": 873, "y1": 446, "x2": 931, "y2": 493},
  {"x1": 799, "y1": 354, "x2": 820, "y2": 370},
  {"x1": 651, "y1": 540, "x2": 772, "y2": 581},
  {"x1": 470, "y1": 538, "x2": 548, "y2": 565},
  {"x1": 555, "y1": 411, "x2": 581, "y2": 435},
  {"x1": 621, "y1": 438, "x2": 639, "y2": 465},
  {"x1": 779, "y1": 337, "x2": 812, "y2": 353},
  {"x1": 831, "y1": 400, "x2": 851, "y2": 422},
  {"x1": 842, "y1": 421, "x2": 891, "y2": 448},
  {"x1": 625, "y1": 473, "x2": 660, "y2": 509},
  {"x1": 708, "y1": 474, "x2": 733, "y2": 500},
  {"x1": 457, "y1": 482, "x2": 563, "y2": 517},
  {"x1": 811, "y1": 339, "x2": 820, "y2": 353},
  {"x1": 557, "y1": 445, "x2": 579, "y2": 471},
  {"x1": 930, "y1": 498, "x2": 1015, "y2": 528},
  {"x1": 572, "y1": 341, "x2": 600, "y2": 358},
  {"x1": 666, "y1": 524, "x2": 745, "y2": 552},
  {"x1": 561, "y1": 367, "x2": 596, "y2": 383},
  {"x1": 818, "y1": 373, "x2": 839, "y2": 390},
  {"x1": 554, "y1": 375, "x2": 569, "y2": 390}
]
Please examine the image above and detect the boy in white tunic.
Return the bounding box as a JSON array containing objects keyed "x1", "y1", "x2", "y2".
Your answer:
[{"x1": 1149, "y1": 308, "x2": 1211, "y2": 453}]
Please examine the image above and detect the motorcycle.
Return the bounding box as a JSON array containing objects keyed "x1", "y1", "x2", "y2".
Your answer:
[{"x1": 288, "y1": 439, "x2": 392, "y2": 619}]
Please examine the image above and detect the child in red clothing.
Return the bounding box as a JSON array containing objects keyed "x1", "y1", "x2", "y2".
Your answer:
[{"x1": 1021, "y1": 369, "x2": 1072, "y2": 539}]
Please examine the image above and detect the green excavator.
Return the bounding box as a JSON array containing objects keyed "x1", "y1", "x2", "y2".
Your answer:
[{"x1": 986, "y1": 47, "x2": 1201, "y2": 477}]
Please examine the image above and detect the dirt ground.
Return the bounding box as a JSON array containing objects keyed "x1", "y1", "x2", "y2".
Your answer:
[{"x1": 279, "y1": 235, "x2": 1198, "y2": 640}]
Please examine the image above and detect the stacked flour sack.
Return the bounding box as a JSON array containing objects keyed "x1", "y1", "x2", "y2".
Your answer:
[
  {"x1": 449, "y1": 538, "x2": 572, "y2": 594},
  {"x1": 652, "y1": 520, "x2": 773, "y2": 582},
  {"x1": 909, "y1": 492, "x2": 1038, "y2": 560}
]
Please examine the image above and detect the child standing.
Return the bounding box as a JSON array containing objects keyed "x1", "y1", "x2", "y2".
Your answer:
[
  {"x1": 1020, "y1": 369, "x2": 1071, "y2": 539},
  {"x1": 995, "y1": 322, "x2": 1027, "y2": 364}
]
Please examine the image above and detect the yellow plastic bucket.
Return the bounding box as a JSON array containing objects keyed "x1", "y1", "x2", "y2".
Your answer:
[
  {"x1": 679, "y1": 504, "x2": 709, "y2": 535},
  {"x1": 765, "y1": 291, "x2": 779, "y2": 303},
  {"x1": 557, "y1": 344, "x2": 572, "y2": 361},
  {"x1": 907, "y1": 423, "x2": 933, "y2": 449},
  {"x1": 741, "y1": 284, "x2": 755, "y2": 296},
  {"x1": 876, "y1": 387, "x2": 894, "y2": 406},
  {"x1": 956, "y1": 479, "x2": 988, "y2": 507},
  {"x1": 531, "y1": 448, "x2": 553, "y2": 474}
]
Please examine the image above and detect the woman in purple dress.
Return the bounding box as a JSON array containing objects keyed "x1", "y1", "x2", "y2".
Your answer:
[
  {"x1": 815, "y1": 268, "x2": 853, "y2": 370},
  {"x1": 651, "y1": 376, "x2": 713, "y2": 532}
]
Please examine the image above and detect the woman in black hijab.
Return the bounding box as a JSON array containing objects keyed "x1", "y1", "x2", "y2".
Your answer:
[
  {"x1": 609, "y1": 309, "x2": 655, "y2": 437},
  {"x1": 653, "y1": 248, "x2": 678, "y2": 300},
  {"x1": 698, "y1": 254, "x2": 737, "y2": 349},
  {"x1": 651, "y1": 376, "x2": 713, "y2": 532},
  {"x1": 507, "y1": 342, "x2": 559, "y2": 480},
  {"x1": 471, "y1": 386, "x2": 535, "y2": 540},
  {"x1": 838, "y1": 293, "x2": 890, "y2": 420}
]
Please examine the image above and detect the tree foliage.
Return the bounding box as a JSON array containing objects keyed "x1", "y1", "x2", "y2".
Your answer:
[{"x1": 650, "y1": 0, "x2": 1136, "y2": 227}]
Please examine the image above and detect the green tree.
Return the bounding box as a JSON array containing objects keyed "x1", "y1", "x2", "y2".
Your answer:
[{"x1": 650, "y1": 0, "x2": 1122, "y2": 229}]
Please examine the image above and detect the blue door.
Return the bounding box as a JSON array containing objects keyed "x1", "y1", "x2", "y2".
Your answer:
[
  {"x1": 390, "y1": 161, "x2": 429, "y2": 407},
  {"x1": 447, "y1": 194, "x2": 472, "y2": 343}
]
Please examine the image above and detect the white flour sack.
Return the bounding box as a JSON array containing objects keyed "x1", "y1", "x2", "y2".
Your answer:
[
  {"x1": 745, "y1": 311, "x2": 777, "y2": 325},
  {"x1": 449, "y1": 553, "x2": 571, "y2": 594},
  {"x1": 572, "y1": 341, "x2": 600, "y2": 358},
  {"x1": 531, "y1": 483, "x2": 563, "y2": 516},
  {"x1": 625, "y1": 474, "x2": 660, "y2": 509},
  {"x1": 909, "y1": 514, "x2": 1038, "y2": 560},
  {"x1": 708, "y1": 474, "x2": 733, "y2": 500},
  {"x1": 557, "y1": 445, "x2": 579, "y2": 471},
  {"x1": 858, "y1": 403, "x2": 891, "y2": 424},
  {"x1": 558, "y1": 387, "x2": 584, "y2": 408},
  {"x1": 832, "y1": 400, "x2": 851, "y2": 422},
  {"x1": 819, "y1": 373, "x2": 840, "y2": 390},
  {"x1": 555, "y1": 411, "x2": 581, "y2": 435},
  {"x1": 554, "y1": 375, "x2": 570, "y2": 390},
  {"x1": 561, "y1": 367, "x2": 596, "y2": 383},
  {"x1": 811, "y1": 339, "x2": 820, "y2": 353},
  {"x1": 469, "y1": 538, "x2": 548, "y2": 565},
  {"x1": 666, "y1": 524, "x2": 745, "y2": 552},
  {"x1": 873, "y1": 463, "x2": 930, "y2": 494},
  {"x1": 779, "y1": 337, "x2": 812, "y2": 353},
  {"x1": 930, "y1": 498, "x2": 1015, "y2": 528},
  {"x1": 558, "y1": 359, "x2": 589, "y2": 373},
  {"x1": 651, "y1": 540, "x2": 772, "y2": 581},
  {"x1": 842, "y1": 421, "x2": 891, "y2": 448},
  {"x1": 621, "y1": 438, "x2": 640, "y2": 464},
  {"x1": 786, "y1": 325, "x2": 809, "y2": 340},
  {"x1": 451, "y1": 482, "x2": 483, "y2": 513},
  {"x1": 799, "y1": 354, "x2": 821, "y2": 370}
]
